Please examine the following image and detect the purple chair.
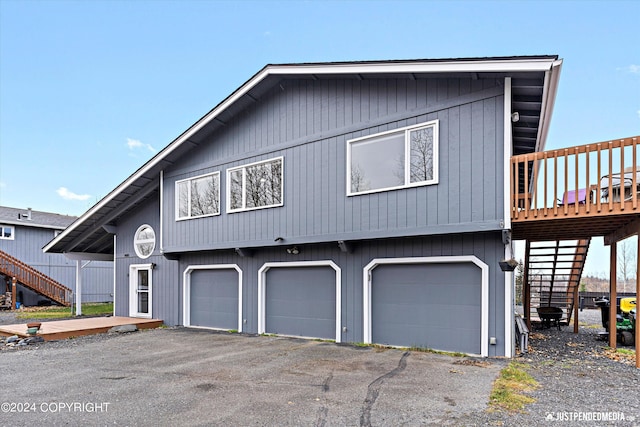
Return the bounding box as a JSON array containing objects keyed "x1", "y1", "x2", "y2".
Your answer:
[{"x1": 560, "y1": 188, "x2": 588, "y2": 205}]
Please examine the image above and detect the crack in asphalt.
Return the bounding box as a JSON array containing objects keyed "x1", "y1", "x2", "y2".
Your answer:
[
  {"x1": 314, "y1": 406, "x2": 329, "y2": 427},
  {"x1": 322, "y1": 372, "x2": 333, "y2": 392},
  {"x1": 359, "y1": 352, "x2": 410, "y2": 427}
]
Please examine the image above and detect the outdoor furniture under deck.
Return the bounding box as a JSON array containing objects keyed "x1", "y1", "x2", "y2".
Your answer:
[{"x1": 536, "y1": 306, "x2": 563, "y2": 330}]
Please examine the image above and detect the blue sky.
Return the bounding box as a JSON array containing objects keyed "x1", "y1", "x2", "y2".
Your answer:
[{"x1": 0, "y1": 0, "x2": 638, "y2": 276}]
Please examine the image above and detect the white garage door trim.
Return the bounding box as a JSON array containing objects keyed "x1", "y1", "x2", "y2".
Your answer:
[
  {"x1": 183, "y1": 264, "x2": 243, "y2": 332},
  {"x1": 258, "y1": 260, "x2": 342, "y2": 343},
  {"x1": 363, "y1": 256, "x2": 488, "y2": 357}
]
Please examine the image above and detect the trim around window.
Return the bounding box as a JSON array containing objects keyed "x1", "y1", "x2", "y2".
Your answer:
[
  {"x1": 0, "y1": 225, "x2": 14, "y2": 240},
  {"x1": 133, "y1": 224, "x2": 156, "y2": 259},
  {"x1": 226, "y1": 156, "x2": 284, "y2": 213},
  {"x1": 347, "y1": 120, "x2": 438, "y2": 196},
  {"x1": 175, "y1": 172, "x2": 221, "y2": 221}
]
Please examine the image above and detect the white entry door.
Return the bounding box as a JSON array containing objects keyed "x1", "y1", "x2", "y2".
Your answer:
[{"x1": 130, "y1": 264, "x2": 153, "y2": 318}]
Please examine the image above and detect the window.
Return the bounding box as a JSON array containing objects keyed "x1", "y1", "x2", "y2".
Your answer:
[
  {"x1": 347, "y1": 120, "x2": 438, "y2": 195},
  {"x1": 176, "y1": 172, "x2": 220, "y2": 220},
  {"x1": 0, "y1": 225, "x2": 14, "y2": 240},
  {"x1": 134, "y1": 225, "x2": 155, "y2": 259},
  {"x1": 227, "y1": 157, "x2": 283, "y2": 213}
]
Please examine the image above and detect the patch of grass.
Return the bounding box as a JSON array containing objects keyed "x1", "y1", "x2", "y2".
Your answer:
[
  {"x1": 349, "y1": 342, "x2": 465, "y2": 357},
  {"x1": 489, "y1": 361, "x2": 538, "y2": 413},
  {"x1": 312, "y1": 338, "x2": 335, "y2": 343},
  {"x1": 616, "y1": 348, "x2": 635, "y2": 356},
  {"x1": 227, "y1": 329, "x2": 238, "y2": 334},
  {"x1": 17, "y1": 302, "x2": 113, "y2": 319}
]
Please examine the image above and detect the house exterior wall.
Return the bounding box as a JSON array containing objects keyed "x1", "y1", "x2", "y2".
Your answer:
[
  {"x1": 162, "y1": 77, "x2": 505, "y2": 253},
  {"x1": 114, "y1": 194, "x2": 180, "y2": 322},
  {"x1": 111, "y1": 75, "x2": 512, "y2": 356},
  {"x1": 0, "y1": 224, "x2": 113, "y2": 304},
  {"x1": 115, "y1": 208, "x2": 507, "y2": 356}
]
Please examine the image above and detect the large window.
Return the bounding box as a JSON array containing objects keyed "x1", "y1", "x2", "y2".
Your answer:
[
  {"x1": 347, "y1": 120, "x2": 438, "y2": 195},
  {"x1": 0, "y1": 225, "x2": 14, "y2": 240},
  {"x1": 227, "y1": 157, "x2": 284, "y2": 213},
  {"x1": 176, "y1": 172, "x2": 220, "y2": 220}
]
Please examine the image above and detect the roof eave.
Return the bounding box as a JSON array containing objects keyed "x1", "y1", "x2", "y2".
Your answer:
[{"x1": 535, "y1": 59, "x2": 563, "y2": 152}]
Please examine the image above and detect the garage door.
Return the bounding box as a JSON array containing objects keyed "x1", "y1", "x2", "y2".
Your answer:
[
  {"x1": 265, "y1": 266, "x2": 336, "y2": 340},
  {"x1": 189, "y1": 269, "x2": 239, "y2": 330},
  {"x1": 371, "y1": 262, "x2": 482, "y2": 354}
]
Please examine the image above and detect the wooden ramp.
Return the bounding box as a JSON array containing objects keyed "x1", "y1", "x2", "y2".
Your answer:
[{"x1": 0, "y1": 316, "x2": 163, "y2": 341}]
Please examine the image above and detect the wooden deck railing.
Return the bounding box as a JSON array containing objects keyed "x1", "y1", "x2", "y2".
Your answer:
[
  {"x1": 511, "y1": 136, "x2": 640, "y2": 221},
  {"x1": 0, "y1": 250, "x2": 72, "y2": 306}
]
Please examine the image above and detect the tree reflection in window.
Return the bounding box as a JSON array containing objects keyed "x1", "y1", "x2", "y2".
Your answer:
[
  {"x1": 409, "y1": 126, "x2": 434, "y2": 183},
  {"x1": 134, "y1": 225, "x2": 155, "y2": 259},
  {"x1": 228, "y1": 157, "x2": 283, "y2": 212},
  {"x1": 348, "y1": 121, "x2": 437, "y2": 195},
  {"x1": 176, "y1": 172, "x2": 220, "y2": 219}
]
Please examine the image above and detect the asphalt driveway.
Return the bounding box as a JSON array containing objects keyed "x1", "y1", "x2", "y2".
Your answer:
[{"x1": 0, "y1": 328, "x2": 504, "y2": 426}]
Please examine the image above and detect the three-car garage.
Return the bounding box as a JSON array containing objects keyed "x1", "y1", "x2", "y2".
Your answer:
[{"x1": 183, "y1": 256, "x2": 488, "y2": 356}]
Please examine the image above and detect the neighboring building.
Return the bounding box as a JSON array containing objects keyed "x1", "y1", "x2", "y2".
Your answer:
[
  {"x1": 0, "y1": 206, "x2": 112, "y2": 305},
  {"x1": 45, "y1": 56, "x2": 566, "y2": 357}
]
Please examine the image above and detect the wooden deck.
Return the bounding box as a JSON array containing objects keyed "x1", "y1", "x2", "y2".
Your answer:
[
  {"x1": 511, "y1": 136, "x2": 640, "y2": 241},
  {"x1": 0, "y1": 316, "x2": 163, "y2": 341}
]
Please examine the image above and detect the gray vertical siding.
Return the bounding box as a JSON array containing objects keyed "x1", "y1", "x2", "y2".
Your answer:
[
  {"x1": 142, "y1": 231, "x2": 507, "y2": 356},
  {"x1": 110, "y1": 75, "x2": 511, "y2": 355},
  {"x1": 162, "y1": 77, "x2": 505, "y2": 252},
  {"x1": 0, "y1": 225, "x2": 113, "y2": 303},
  {"x1": 114, "y1": 194, "x2": 180, "y2": 325}
]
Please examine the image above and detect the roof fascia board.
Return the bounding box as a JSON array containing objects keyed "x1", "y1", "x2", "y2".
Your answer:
[
  {"x1": 265, "y1": 59, "x2": 557, "y2": 75},
  {"x1": 535, "y1": 59, "x2": 563, "y2": 152},
  {"x1": 1, "y1": 221, "x2": 67, "y2": 230},
  {"x1": 45, "y1": 57, "x2": 559, "y2": 253},
  {"x1": 50, "y1": 178, "x2": 159, "y2": 254},
  {"x1": 63, "y1": 252, "x2": 114, "y2": 262}
]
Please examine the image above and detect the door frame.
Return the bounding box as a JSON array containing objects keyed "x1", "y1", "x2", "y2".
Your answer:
[
  {"x1": 182, "y1": 264, "x2": 243, "y2": 331},
  {"x1": 129, "y1": 263, "x2": 153, "y2": 318},
  {"x1": 362, "y1": 255, "x2": 489, "y2": 357}
]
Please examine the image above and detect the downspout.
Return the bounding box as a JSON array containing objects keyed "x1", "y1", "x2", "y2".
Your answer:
[
  {"x1": 503, "y1": 77, "x2": 514, "y2": 358},
  {"x1": 160, "y1": 170, "x2": 164, "y2": 253},
  {"x1": 113, "y1": 235, "x2": 117, "y2": 316},
  {"x1": 75, "y1": 260, "x2": 82, "y2": 316}
]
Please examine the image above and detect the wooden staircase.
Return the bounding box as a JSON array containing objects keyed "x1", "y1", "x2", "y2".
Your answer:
[
  {"x1": 524, "y1": 239, "x2": 590, "y2": 326},
  {"x1": 0, "y1": 249, "x2": 72, "y2": 307}
]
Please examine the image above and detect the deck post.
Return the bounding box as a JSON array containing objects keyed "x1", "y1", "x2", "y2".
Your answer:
[
  {"x1": 524, "y1": 241, "x2": 531, "y2": 331},
  {"x1": 11, "y1": 277, "x2": 17, "y2": 310},
  {"x1": 636, "y1": 226, "x2": 639, "y2": 369},
  {"x1": 609, "y1": 242, "x2": 617, "y2": 349},
  {"x1": 75, "y1": 260, "x2": 82, "y2": 316},
  {"x1": 573, "y1": 286, "x2": 579, "y2": 334}
]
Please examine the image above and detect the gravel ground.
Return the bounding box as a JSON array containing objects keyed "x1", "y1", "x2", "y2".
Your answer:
[
  {"x1": 1, "y1": 309, "x2": 639, "y2": 426},
  {"x1": 466, "y1": 309, "x2": 640, "y2": 426}
]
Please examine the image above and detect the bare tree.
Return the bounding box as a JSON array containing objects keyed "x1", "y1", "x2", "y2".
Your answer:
[
  {"x1": 618, "y1": 239, "x2": 637, "y2": 293},
  {"x1": 178, "y1": 175, "x2": 219, "y2": 217},
  {"x1": 351, "y1": 163, "x2": 370, "y2": 192},
  {"x1": 231, "y1": 160, "x2": 283, "y2": 210},
  {"x1": 229, "y1": 170, "x2": 243, "y2": 210},
  {"x1": 409, "y1": 127, "x2": 434, "y2": 183},
  {"x1": 515, "y1": 259, "x2": 524, "y2": 305}
]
